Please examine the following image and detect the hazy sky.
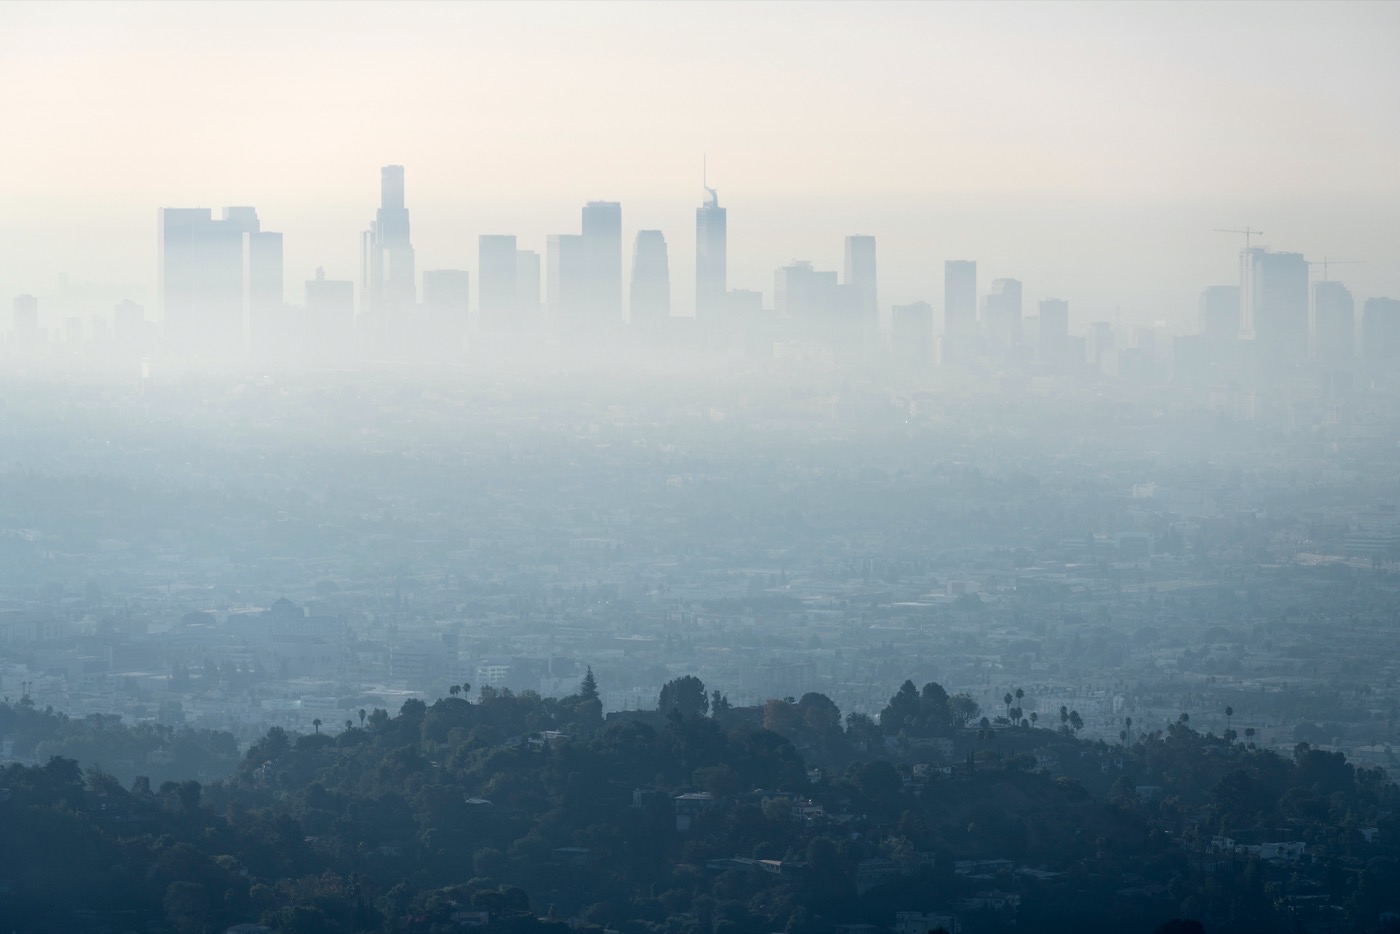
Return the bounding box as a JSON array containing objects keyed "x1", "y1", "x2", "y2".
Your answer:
[{"x1": 3, "y1": 0, "x2": 1399, "y2": 326}]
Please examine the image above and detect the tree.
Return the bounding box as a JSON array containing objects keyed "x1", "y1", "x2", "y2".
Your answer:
[
  {"x1": 449, "y1": 685, "x2": 461, "y2": 697},
  {"x1": 313, "y1": 718, "x2": 322, "y2": 734},
  {"x1": 163, "y1": 881, "x2": 209, "y2": 934},
  {"x1": 948, "y1": 693, "x2": 981, "y2": 728},
  {"x1": 658, "y1": 675, "x2": 709, "y2": 717},
  {"x1": 580, "y1": 667, "x2": 599, "y2": 701},
  {"x1": 1068, "y1": 710, "x2": 1084, "y2": 733},
  {"x1": 358, "y1": 708, "x2": 366, "y2": 728}
]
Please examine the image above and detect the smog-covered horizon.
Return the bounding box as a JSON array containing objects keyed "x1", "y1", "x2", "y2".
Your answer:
[{"x1": 5, "y1": 5, "x2": 1400, "y2": 934}]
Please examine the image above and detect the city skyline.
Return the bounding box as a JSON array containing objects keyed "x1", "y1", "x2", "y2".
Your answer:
[{"x1": 2, "y1": 1, "x2": 1399, "y2": 325}]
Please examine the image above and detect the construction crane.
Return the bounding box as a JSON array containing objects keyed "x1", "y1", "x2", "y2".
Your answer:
[
  {"x1": 1215, "y1": 226, "x2": 1265, "y2": 250},
  {"x1": 1306, "y1": 258, "x2": 1364, "y2": 281}
]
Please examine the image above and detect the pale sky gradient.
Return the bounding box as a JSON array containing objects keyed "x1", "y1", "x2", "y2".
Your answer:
[{"x1": 3, "y1": 0, "x2": 1399, "y2": 327}]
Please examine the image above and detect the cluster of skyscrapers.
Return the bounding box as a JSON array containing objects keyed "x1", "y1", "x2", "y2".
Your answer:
[{"x1": 6, "y1": 164, "x2": 1400, "y2": 386}]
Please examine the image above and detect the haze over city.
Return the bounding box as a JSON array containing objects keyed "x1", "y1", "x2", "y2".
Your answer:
[
  {"x1": 3, "y1": 0, "x2": 1399, "y2": 327},
  {"x1": 5, "y1": 4, "x2": 1400, "y2": 934}
]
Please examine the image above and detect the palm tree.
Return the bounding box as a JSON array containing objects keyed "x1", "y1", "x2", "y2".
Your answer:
[
  {"x1": 358, "y1": 708, "x2": 366, "y2": 728},
  {"x1": 1004, "y1": 693, "x2": 1013, "y2": 717},
  {"x1": 1225, "y1": 705, "x2": 1233, "y2": 737},
  {"x1": 1244, "y1": 727, "x2": 1256, "y2": 748},
  {"x1": 1030, "y1": 711, "x2": 1039, "y2": 729},
  {"x1": 345, "y1": 720, "x2": 353, "y2": 733},
  {"x1": 312, "y1": 718, "x2": 322, "y2": 734}
]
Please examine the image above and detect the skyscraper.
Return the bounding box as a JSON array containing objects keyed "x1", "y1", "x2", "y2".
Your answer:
[
  {"x1": 981, "y1": 278, "x2": 1023, "y2": 353},
  {"x1": 695, "y1": 181, "x2": 727, "y2": 323},
  {"x1": 1361, "y1": 297, "x2": 1400, "y2": 368},
  {"x1": 942, "y1": 260, "x2": 977, "y2": 359},
  {"x1": 581, "y1": 201, "x2": 622, "y2": 328},
  {"x1": 159, "y1": 205, "x2": 280, "y2": 355},
  {"x1": 844, "y1": 235, "x2": 878, "y2": 340},
  {"x1": 1198, "y1": 285, "x2": 1240, "y2": 343},
  {"x1": 629, "y1": 230, "x2": 671, "y2": 331},
  {"x1": 1240, "y1": 248, "x2": 1308, "y2": 371},
  {"x1": 516, "y1": 250, "x2": 541, "y2": 324},
  {"x1": 361, "y1": 165, "x2": 416, "y2": 325},
  {"x1": 1038, "y1": 298, "x2": 1069, "y2": 366},
  {"x1": 1312, "y1": 280, "x2": 1355, "y2": 367},
  {"x1": 478, "y1": 235, "x2": 519, "y2": 332}
]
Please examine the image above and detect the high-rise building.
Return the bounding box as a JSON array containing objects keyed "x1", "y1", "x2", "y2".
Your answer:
[
  {"x1": 891, "y1": 301, "x2": 934, "y2": 368},
  {"x1": 1038, "y1": 298, "x2": 1069, "y2": 365},
  {"x1": 11, "y1": 294, "x2": 40, "y2": 346},
  {"x1": 1240, "y1": 248, "x2": 1308, "y2": 370},
  {"x1": 696, "y1": 182, "x2": 727, "y2": 322},
  {"x1": 159, "y1": 206, "x2": 280, "y2": 355},
  {"x1": 843, "y1": 235, "x2": 878, "y2": 338},
  {"x1": 244, "y1": 223, "x2": 284, "y2": 353},
  {"x1": 943, "y1": 260, "x2": 977, "y2": 345},
  {"x1": 581, "y1": 201, "x2": 622, "y2": 328},
  {"x1": 981, "y1": 278, "x2": 1023, "y2": 352},
  {"x1": 629, "y1": 230, "x2": 671, "y2": 330},
  {"x1": 361, "y1": 165, "x2": 416, "y2": 325},
  {"x1": 478, "y1": 235, "x2": 519, "y2": 332},
  {"x1": 1312, "y1": 280, "x2": 1355, "y2": 367},
  {"x1": 546, "y1": 234, "x2": 586, "y2": 326},
  {"x1": 1199, "y1": 285, "x2": 1240, "y2": 343},
  {"x1": 516, "y1": 250, "x2": 541, "y2": 323},
  {"x1": 1361, "y1": 297, "x2": 1400, "y2": 367}
]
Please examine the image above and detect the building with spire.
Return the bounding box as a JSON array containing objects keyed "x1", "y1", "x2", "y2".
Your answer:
[
  {"x1": 695, "y1": 170, "x2": 727, "y2": 323},
  {"x1": 360, "y1": 165, "x2": 416, "y2": 332}
]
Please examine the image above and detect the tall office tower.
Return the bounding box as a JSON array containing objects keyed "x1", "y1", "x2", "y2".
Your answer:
[
  {"x1": 981, "y1": 278, "x2": 1023, "y2": 352},
  {"x1": 581, "y1": 201, "x2": 622, "y2": 327},
  {"x1": 1198, "y1": 285, "x2": 1240, "y2": 343},
  {"x1": 1038, "y1": 298, "x2": 1069, "y2": 365},
  {"x1": 478, "y1": 235, "x2": 519, "y2": 331},
  {"x1": 244, "y1": 224, "x2": 284, "y2": 353},
  {"x1": 516, "y1": 250, "x2": 541, "y2": 323},
  {"x1": 1361, "y1": 297, "x2": 1400, "y2": 367},
  {"x1": 891, "y1": 301, "x2": 934, "y2": 368},
  {"x1": 695, "y1": 181, "x2": 727, "y2": 322},
  {"x1": 843, "y1": 235, "x2": 878, "y2": 337},
  {"x1": 422, "y1": 269, "x2": 471, "y2": 355},
  {"x1": 629, "y1": 230, "x2": 671, "y2": 330},
  {"x1": 943, "y1": 260, "x2": 977, "y2": 347},
  {"x1": 11, "y1": 294, "x2": 40, "y2": 346},
  {"x1": 546, "y1": 234, "x2": 586, "y2": 326},
  {"x1": 361, "y1": 165, "x2": 416, "y2": 324},
  {"x1": 305, "y1": 268, "x2": 355, "y2": 348},
  {"x1": 1240, "y1": 248, "x2": 1308, "y2": 370},
  {"x1": 1312, "y1": 280, "x2": 1355, "y2": 367},
  {"x1": 159, "y1": 206, "x2": 279, "y2": 355}
]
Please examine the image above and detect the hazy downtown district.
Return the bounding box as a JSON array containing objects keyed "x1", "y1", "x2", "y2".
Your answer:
[{"x1": 3, "y1": 3, "x2": 1400, "y2": 934}]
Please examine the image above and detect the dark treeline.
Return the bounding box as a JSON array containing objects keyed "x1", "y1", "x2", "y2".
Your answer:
[{"x1": 2, "y1": 675, "x2": 1399, "y2": 934}]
